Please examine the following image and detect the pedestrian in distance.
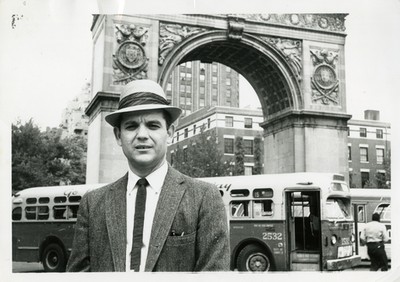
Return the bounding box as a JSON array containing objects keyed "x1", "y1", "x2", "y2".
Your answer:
[
  {"x1": 66, "y1": 79, "x2": 230, "y2": 272},
  {"x1": 360, "y1": 212, "x2": 389, "y2": 271}
]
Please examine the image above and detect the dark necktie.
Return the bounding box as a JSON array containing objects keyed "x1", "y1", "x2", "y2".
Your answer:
[{"x1": 130, "y1": 178, "x2": 148, "y2": 271}]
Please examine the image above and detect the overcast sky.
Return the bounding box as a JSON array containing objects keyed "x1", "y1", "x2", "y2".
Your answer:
[{"x1": 1, "y1": 0, "x2": 399, "y2": 130}]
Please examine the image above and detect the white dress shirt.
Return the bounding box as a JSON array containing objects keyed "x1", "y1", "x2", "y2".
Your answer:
[{"x1": 125, "y1": 161, "x2": 168, "y2": 272}]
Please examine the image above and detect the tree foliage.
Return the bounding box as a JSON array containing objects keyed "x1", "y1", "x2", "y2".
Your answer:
[
  {"x1": 374, "y1": 151, "x2": 391, "y2": 188},
  {"x1": 234, "y1": 136, "x2": 245, "y2": 176},
  {"x1": 253, "y1": 135, "x2": 263, "y2": 175},
  {"x1": 12, "y1": 119, "x2": 87, "y2": 192},
  {"x1": 172, "y1": 126, "x2": 232, "y2": 177}
]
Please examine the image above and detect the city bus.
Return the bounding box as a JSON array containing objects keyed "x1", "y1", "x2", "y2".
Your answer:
[
  {"x1": 350, "y1": 188, "x2": 391, "y2": 261},
  {"x1": 12, "y1": 183, "x2": 105, "y2": 272},
  {"x1": 201, "y1": 172, "x2": 361, "y2": 271}
]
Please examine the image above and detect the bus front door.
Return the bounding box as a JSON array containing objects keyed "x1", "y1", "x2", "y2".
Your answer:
[{"x1": 286, "y1": 190, "x2": 321, "y2": 271}]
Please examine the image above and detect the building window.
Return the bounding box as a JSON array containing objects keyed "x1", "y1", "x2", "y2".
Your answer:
[
  {"x1": 184, "y1": 128, "x2": 188, "y2": 138},
  {"x1": 376, "y1": 148, "x2": 384, "y2": 164},
  {"x1": 360, "y1": 128, "x2": 367, "y2": 137},
  {"x1": 186, "y1": 61, "x2": 191, "y2": 68},
  {"x1": 244, "y1": 140, "x2": 254, "y2": 155},
  {"x1": 225, "y1": 116, "x2": 233, "y2": 127},
  {"x1": 207, "y1": 118, "x2": 211, "y2": 129},
  {"x1": 186, "y1": 85, "x2": 191, "y2": 93},
  {"x1": 244, "y1": 118, "x2": 253, "y2": 129},
  {"x1": 224, "y1": 138, "x2": 234, "y2": 154},
  {"x1": 199, "y1": 86, "x2": 205, "y2": 94},
  {"x1": 180, "y1": 84, "x2": 185, "y2": 93},
  {"x1": 226, "y1": 66, "x2": 231, "y2": 72},
  {"x1": 376, "y1": 129, "x2": 383, "y2": 139},
  {"x1": 212, "y1": 76, "x2": 217, "y2": 84},
  {"x1": 347, "y1": 127, "x2": 350, "y2": 136},
  {"x1": 226, "y1": 78, "x2": 231, "y2": 86},
  {"x1": 361, "y1": 171, "x2": 370, "y2": 188},
  {"x1": 212, "y1": 64, "x2": 217, "y2": 72},
  {"x1": 348, "y1": 146, "x2": 352, "y2": 161},
  {"x1": 360, "y1": 147, "x2": 369, "y2": 162},
  {"x1": 176, "y1": 131, "x2": 179, "y2": 141},
  {"x1": 199, "y1": 98, "x2": 205, "y2": 107},
  {"x1": 244, "y1": 166, "x2": 253, "y2": 176},
  {"x1": 226, "y1": 89, "x2": 231, "y2": 98},
  {"x1": 200, "y1": 74, "x2": 205, "y2": 81},
  {"x1": 212, "y1": 88, "x2": 218, "y2": 96},
  {"x1": 183, "y1": 147, "x2": 188, "y2": 162},
  {"x1": 193, "y1": 124, "x2": 196, "y2": 135}
]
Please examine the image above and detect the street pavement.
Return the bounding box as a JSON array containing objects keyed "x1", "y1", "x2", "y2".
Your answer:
[{"x1": 12, "y1": 261, "x2": 372, "y2": 273}]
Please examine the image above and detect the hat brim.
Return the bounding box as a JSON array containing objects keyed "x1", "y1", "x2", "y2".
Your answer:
[{"x1": 105, "y1": 104, "x2": 182, "y2": 127}]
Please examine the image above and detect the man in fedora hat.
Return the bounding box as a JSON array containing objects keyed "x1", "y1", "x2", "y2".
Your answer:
[{"x1": 67, "y1": 79, "x2": 230, "y2": 272}]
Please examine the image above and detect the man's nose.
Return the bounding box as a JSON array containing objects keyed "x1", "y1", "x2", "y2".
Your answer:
[{"x1": 136, "y1": 124, "x2": 149, "y2": 138}]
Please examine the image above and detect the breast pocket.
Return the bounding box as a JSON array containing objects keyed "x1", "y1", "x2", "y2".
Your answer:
[{"x1": 156, "y1": 231, "x2": 197, "y2": 271}]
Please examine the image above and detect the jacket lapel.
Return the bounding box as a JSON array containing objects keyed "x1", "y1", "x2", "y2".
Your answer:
[
  {"x1": 105, "y1": 173, "x2": 128, "y2": 272},
  {"x1": 145, "y1": 166, "x2": 186, "y2": 271}
]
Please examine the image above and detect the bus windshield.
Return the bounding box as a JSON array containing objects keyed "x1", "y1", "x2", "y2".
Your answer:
[{"x1": 325, "y1": 197, "x2": 351, "y2": 220}]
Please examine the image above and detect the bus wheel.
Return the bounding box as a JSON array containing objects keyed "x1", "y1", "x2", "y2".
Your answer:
[
  {"x1": 237, "y1": 244, "x2": 271, "y2": 272},
  {"x1": 42, "y1": 243, "x2": 66, "y2": 272}
]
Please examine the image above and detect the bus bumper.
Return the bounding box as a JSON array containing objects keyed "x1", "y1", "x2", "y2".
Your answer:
[{"x1": 326, "y1": 255, "x2": 361, "y2": 270}]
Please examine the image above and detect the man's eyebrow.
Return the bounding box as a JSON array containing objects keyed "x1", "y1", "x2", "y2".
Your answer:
[{"x1": 146, "y1": 119, "x2": 162, "y2": 125}]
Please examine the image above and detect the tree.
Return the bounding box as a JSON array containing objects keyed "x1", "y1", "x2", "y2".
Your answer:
[
  {"x1": 12, "y1": 119, "x2": 87, "y2": 192},
  {"x1": 253, "y1": 135, "x2": 263, "y2": 175},
  {"x1": 234, "y1": 136, "x2": 245, "y2": 175},
  {"x1": 172, "y1": 126, "x2": 231, "y2": 177},
  {"x1": 374, "y1": 151, "x2": 391, "y2": 188}
]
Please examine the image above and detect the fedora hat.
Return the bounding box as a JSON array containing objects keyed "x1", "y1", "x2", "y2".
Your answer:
[{"x1": 105, "y1": 79, "x2": 182, "y2": 127}]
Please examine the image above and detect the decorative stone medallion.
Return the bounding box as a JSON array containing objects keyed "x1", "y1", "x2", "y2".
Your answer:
[
  {"x1": 112, "y1": 23, "x2": 149, "y2": 85},
  {"x1": 116, "y1": 41, "x2": 146, "y2": 69},
  {"x1": 310, "y1": 48, "x2": 340, "y2": 105}
]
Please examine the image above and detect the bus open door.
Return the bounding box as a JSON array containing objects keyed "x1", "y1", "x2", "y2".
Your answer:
[{"x1": 286, "y1": 190, "x2": 322, "y2": 271}]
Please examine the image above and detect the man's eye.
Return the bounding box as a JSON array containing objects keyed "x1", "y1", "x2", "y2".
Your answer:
[{"x1": 124, "y1": 124, "x2": 137, "y2": 130}]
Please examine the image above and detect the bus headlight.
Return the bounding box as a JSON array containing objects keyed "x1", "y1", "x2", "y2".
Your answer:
[{"x1": 331, "y1": 235, "x2": 337, "y2": 245}]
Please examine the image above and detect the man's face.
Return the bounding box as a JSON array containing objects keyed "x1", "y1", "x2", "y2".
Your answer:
[{"x1": 114, "y1": 110, "x2": 174, "y2": 175}]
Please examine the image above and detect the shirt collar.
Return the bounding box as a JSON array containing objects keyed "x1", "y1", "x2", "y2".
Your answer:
[{"x1": 127, "y1": 161, "x2": 168, "y2": 194}]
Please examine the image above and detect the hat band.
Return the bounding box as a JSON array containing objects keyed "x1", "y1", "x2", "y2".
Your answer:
[{"x1": 118, "y1": 92, "x2": 169, "y2": 110}]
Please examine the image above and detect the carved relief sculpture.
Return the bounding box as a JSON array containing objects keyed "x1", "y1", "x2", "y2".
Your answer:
[
  {"x1": 310, "y1": 48, "x2": 340, "y2": 105},
  {"x1": 158, "y1": 23, "x2": 207, "y2": 65},
  {"x1": 262, "y1": 36, "x2": 302, "y2": 81},
  {"x1": 113, "y1": 23, "x2": 149, "y2": 85},
  {"x1": 241, "y1": 14, "x2": 346, "y2": 33}
]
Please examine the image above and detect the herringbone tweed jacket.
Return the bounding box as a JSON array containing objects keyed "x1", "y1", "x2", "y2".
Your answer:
[{"x1": 66, "y1": 165, "x2": 230, "y2": 272}]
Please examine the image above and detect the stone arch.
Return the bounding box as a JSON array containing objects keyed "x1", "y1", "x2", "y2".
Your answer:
[{"x1": 158, "y1": 30, "x2": 303, "y2": 120}]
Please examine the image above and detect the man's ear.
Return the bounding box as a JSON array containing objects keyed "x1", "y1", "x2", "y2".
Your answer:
[
  {"x1": 167, "y1": 124, "x2": 175, "y2": 144},
  {"x1": 113, "y1": 127, "x2": 122, "y2": 146}
]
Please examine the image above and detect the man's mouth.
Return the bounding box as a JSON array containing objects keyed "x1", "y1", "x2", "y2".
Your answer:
[{"x1": 135, "y1": 145, "x2": 152, "y2": 150}]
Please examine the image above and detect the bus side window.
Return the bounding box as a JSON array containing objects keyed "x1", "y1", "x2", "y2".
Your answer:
[
  {"x1": 69, "y1": 196, "x2": 81, "y2": 203},
  {"x1": 12, "y1": 207, "x2": 22, "y2": 220},
  {"x1": 54, "y1": 196, "x2": 67, "y2": 203},
  {"x1": 25, "y1": 206, "x2": 37, "y2": 220},
  {"x1": 38, "y1": 206, "x2": 49, "y2": 220},
  {"x1": 357, "y1": 205, "x2": 365, "y2": 222},
  {"x1": 69, "y1": 205, "x2": 79, "y2": 218},
  {"x1": 53, "y1": 206, "x2": 67, "y2": 219},
  {"x1": 254, "y1": 200, "x2": 273, "y2": 217},
  {"x1": 231, "y1": 201, "x2": 249, "y2": 217}
]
